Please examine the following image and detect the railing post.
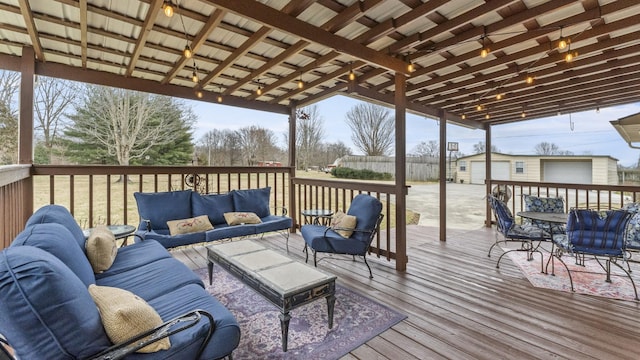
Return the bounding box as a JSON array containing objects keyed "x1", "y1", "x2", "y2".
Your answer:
[{"x1": 19, "y1": 46, "x2": 35, "y2": 224}]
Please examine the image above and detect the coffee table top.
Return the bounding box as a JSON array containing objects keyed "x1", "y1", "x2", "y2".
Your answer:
[{"x1": 207, "y1": 240, "x2": 336, "y2": 296}]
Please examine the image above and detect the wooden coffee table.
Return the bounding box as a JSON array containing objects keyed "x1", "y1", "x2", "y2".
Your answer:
[{"x1": 206, "y1": 239, "x2": 336, "y2": 352}]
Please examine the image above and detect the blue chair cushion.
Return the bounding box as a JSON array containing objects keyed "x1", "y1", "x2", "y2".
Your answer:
[
  {"x1": 192, "y1": 192, "x2": 235, "y2": 225},
  {"x1": 140, "y1": 230, "x2": 207, "y2": 249},
  {"x1": 205, "y1": 223, "x2": 256, "y2": 242},
  {"x1": 523, "y1": 195, "x2": 565, "y2": 232},
  {"x1": 0, "y1": 247, "x2": 110, "y2": 359},
  {"x1": 346, "y1": 194, "x2": 383, "y2": 242},
  {"x1": 25, "y1": 204, "x2": 87, "y2": 251},
  {"x1": 232, "y1": 187, "x2": 271, "y2": 218},
  {"x1": 301, "y1": 224, "x2": 368, "y2": 255},
  {"x1": 11, "y1": 223, "x2": 96, "y2": 286},
  {"x1": 134, "y1": 190, "x2": 193, "y2": 230}
]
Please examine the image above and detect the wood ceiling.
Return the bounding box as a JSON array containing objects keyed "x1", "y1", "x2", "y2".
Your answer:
[{"x1": 1, "y1": 0, "x2": 639, "y2": 129}]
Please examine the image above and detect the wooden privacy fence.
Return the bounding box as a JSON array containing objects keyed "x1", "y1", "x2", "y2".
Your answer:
[{"x1": 339, "y1": 155, "x2": 439, "y2": 181}]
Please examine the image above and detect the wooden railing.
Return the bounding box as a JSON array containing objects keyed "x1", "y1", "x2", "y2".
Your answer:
[
  {"x1": 0, "y1": 165, "x2": 32, "y2": 248},
  {"x1": 32, "y1": 165, "x2": 294, "y2": 229},
  {"x1": 489, "y1": 180, "x2": 640, "y2": 220},
  {"x1": 291, "y1": 177, "x2": 401, "y2": 264}
]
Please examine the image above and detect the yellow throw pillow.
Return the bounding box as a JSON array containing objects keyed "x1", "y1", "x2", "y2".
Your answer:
[
  {"x1": 85, "y1": 225, "x2": 117, "y2": 273},
  {"x1": 223, "y1": 212, "x2": 262, "y2": 225},
  {"x1": 330, "y1": 211, "x2": 357, "y2": 238},
  {"x1": 167, "y1": 215, "x2": 213, "y2": 236},
  {"x1": 88, "y1": 284, "x2": 170, "y2": 353}
]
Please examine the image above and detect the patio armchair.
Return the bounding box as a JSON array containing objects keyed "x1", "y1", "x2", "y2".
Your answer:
[
  {"x1": 487, "y1": 194, "x2": 548, "y2": 270},
  {"x1": 551, "y1": 208, "x2": 637, "y2": 300},
  {"x1": 301, "y1": 194, "x2": 383, "y2": 278}
]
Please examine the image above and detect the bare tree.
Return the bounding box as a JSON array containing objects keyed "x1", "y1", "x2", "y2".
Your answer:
[
  {"x1": 412, "y1": 140, "x2": 439, "y2": 157},
  {"x1": 0, "y1": 71, "x2": 20, "y2": 164},
  {"x1": 236, "y1": 125, "x2": 281, "y2": 166},
  {"x1": 34, "y1": 76, "x2": 79, "y2": 162},
  {"x1": 296, "y1": 105, "x2": 325, "y2": 170},
  {"x1": 534, "y1": 142, "x2": 573, "y2": 155},
  {"x1": 473, "y1": 141, "x2": 499, "y2": 154},
  {"x1": 197, "y1": 129, "x2": 241, "y2": 166},
  {"x1": 345, "y1": 103, "x2": 394, "y2": 156}
]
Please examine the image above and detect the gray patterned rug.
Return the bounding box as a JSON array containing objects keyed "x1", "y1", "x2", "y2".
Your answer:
[{"x1": 194, "y1": 267, "x2": 406, "y2": 359}]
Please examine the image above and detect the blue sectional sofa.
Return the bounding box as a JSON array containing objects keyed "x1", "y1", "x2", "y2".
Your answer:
[
  {"x1": 0, "y1": 205, "x2": 240, "y2": 359},
  {"x1": 134, "y1": 187, "x2": 292, "y2": 249}
]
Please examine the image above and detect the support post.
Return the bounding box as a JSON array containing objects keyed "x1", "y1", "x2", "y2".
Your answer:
[
  {"x1": 19, "y1": 46, "x2": 35, "y2": 225},
  {"x1": 484, "y1": 124, "x2": 492, "y2": 227},
  {"x1": 394, "y1": 73, "x2": 407, "y2": 271},
  {"x1": 438, "y1": 110, "x2": 446, "y2": 241},
  {"x1": 288, "y1": 105, "x2": 297, "y2": 233}
]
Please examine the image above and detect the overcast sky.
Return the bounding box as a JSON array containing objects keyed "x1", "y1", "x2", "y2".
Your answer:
[{"x1": 191, "y1": 95, "x2": 640, "y2": 167}]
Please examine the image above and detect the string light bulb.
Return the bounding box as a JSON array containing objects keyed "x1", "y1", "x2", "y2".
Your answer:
[
  {"x1": 526, "y1": 75, "x2": 534, "y2": 85},
  {"x1": 256, "y1": 86, "x2": 262, "y2": 96},
  {"x1": 480, "y1": 36, "x2": 490, "y2": 58},
  {"x1": 521, "y1": 111, "x2": 526, "y2": 118},
  {"x1": 565, "y1": 51, "x2": 573, "y2": 62},
  {"x1": 217, "y1": 94, "x2": 223, "y2": 103},
  {"x1": 195, "y1": 90, "x2": 203, "y2": 99},
  {"x1": 348, "y1": 68, "x2": 356, "y2": 81},
  {"x1": 191, "y1": 70, "x2": 198, "y2": 83},
  {"x1": 183, "y1": 45, "x2": 192, "y2": 59},
  {"x1": 407, "y1": 63, "x2": 415, "y2": 72},
  {"x1": 162, "y1": 0, "x2": 174, "y2": 17},
  {"x1": 461, "y1": 114, "x2": 466, "y2": 120},
  {"x1": 476, "y1": 104, "x2": 483, "y2": 111},
  {"x1": 485, "y1": 113, "x2": 490, "y2": 120},
  {"x1": 558, "y1": 27, "x2": 567, "y2": 50},
  {"x1": 297, "y1": 73, "x2": 304, "y2": 89},
  {"x1": 496, "y1": 94, "x2": 502, "y2": 100}
]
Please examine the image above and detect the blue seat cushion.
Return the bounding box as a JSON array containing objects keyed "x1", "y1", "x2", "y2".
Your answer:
[
  {"x1": 11, "y1": 223, "x2": 96, "y2": 286},
  {"x1": 95, "y1": 257, "x2": 203, "y2": 301},
  {"x1": 254, "y1": 215, "x2": 292, "y2": 233},
  {"x1": 0, "y1": 247, "x2": 110, "y2": 359},
  {"x1": 95, "y1": 240, "x2": 172, "y2": 279},
  {"x1": 140, "y1": 230, "x2": 207, "y2": 249},
  {"x1": 232, "y1": 187, "x2": 271, "y2": 218},
  {"x1": 129, "y1": 283, "x2": 241, "y2": 360},
  {"x1": 25, "y1": 204, "x2": 87, "y2": 251},
  {"x1": 301, "y1": 224, "x2": 368, "y2": 255},
  {"x1": 192, "y1": 192, "x2": 235, "y2": 225},
  {"x1": 134, "y1": 190, "x2": 193, "y2": 231},
  {"x1": 205, "y1": 223, "x2": 256, "y2": 242},
  {"x1": 346, "y1": 194, "x2": 383, "y2": 242}
]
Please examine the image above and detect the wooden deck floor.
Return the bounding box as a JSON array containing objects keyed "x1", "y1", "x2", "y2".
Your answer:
[{"x1": 172, "y1": 225, "x2": 640, "y2": 360}]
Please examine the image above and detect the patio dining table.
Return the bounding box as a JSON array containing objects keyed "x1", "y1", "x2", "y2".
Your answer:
[{"x1": 517, "y1": 211, "x2": 568, "y2": 274}]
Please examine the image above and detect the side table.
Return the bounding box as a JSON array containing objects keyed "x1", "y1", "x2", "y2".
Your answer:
[
  {"x1": 301, "y1": 209, "x2": 334, "y2": 226},
  {"x1": 83, "y1": 224, "x2": 137, "y2": 246}
]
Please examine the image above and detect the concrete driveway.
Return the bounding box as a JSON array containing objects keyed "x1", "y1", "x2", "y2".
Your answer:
[{"x1": 406, "y1": 183, "x2": 488, "y2": 230}]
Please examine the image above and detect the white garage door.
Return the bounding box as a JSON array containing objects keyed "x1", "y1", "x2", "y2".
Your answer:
[
  {"x1": 470, "y1": 161, "x2": 510, "y2": 184},
  {"x1": 543, "y1": 161, "x2": 592, "y2": 184}
]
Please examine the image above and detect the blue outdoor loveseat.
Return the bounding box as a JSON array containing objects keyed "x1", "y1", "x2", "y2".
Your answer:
[{"x1": 134, "y1": 187, "x2": 292, "y2": 249}]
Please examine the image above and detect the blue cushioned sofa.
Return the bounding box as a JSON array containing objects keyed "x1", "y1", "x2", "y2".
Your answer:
[
  {"x1": 134, "y1": 187, "x2": 292, "y2": 249},
  {"x1": 0, "y1": 205, "x2": 240, "y2": 359}
]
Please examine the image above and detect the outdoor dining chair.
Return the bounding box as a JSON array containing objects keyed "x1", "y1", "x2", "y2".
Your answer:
[
  {"x1": 487, "y1": 194, "x2": 549, "y2": 270},
  {"x1": 551, "y1": 208, "x2": 638, "y2": 300}
]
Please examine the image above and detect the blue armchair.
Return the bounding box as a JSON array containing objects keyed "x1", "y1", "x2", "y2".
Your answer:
[
  {"x1": 551, "y1": 208, "x2": 637, "y2": 300},
  {"x1": 301, "y1": 194, "x2": 383, "y2": 278},
  {"x1": 487, "y1": 194, "x2": 548, "y2": 270}
]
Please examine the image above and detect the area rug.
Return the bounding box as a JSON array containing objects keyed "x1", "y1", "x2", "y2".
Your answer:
[
  {"x1": 506, "y1": 250, "x2": 638, "y2": 301},
  {"x1": 194, "y1": 267, "x2": 406, "y2": 359}
]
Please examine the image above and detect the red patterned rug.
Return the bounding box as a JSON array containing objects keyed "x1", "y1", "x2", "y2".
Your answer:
[
  {"x1": 195, "y1": 267, "x2": 406, "y2": 359},
  {"x1": 506, "y1": 250, "x2": 639, "y2": 302}
]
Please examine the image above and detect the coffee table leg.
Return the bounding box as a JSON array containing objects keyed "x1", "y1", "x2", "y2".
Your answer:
[
  {"x1": 207, "y1": 261, "x2": 213, "y2": 285},
  {"x1": 326, "y1": 294, "x2": 336, "y2": 329},
  {"x1": 279, "y1": 312, "x2": 291, "y2": 352}
]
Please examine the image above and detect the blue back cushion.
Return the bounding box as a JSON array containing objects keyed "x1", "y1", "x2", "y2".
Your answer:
[
  {"x1": 232, "y1": 187, "x2": 271, "y2": 218},
  {"x1": 0, "y1": 247, "x2": 110, "y2": 359},
  {"x1": 567, "y1": 209, "x2": 631, "y2": 251},
  {"x1": 134, "y1": 190, "x2": 193, "y2": 230},
  {"x1": 11, "y1": 223, "x2": 95, "y2": 286},
  {"x1": 26, "y1": 204, "x2": 86, "y2": 251},
  {"x1": 346, "y1": 194, "x2": 383, "y2": 242},
  {"x1": 192, "y1": 192, "x2": 235, "y2": 225}
]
